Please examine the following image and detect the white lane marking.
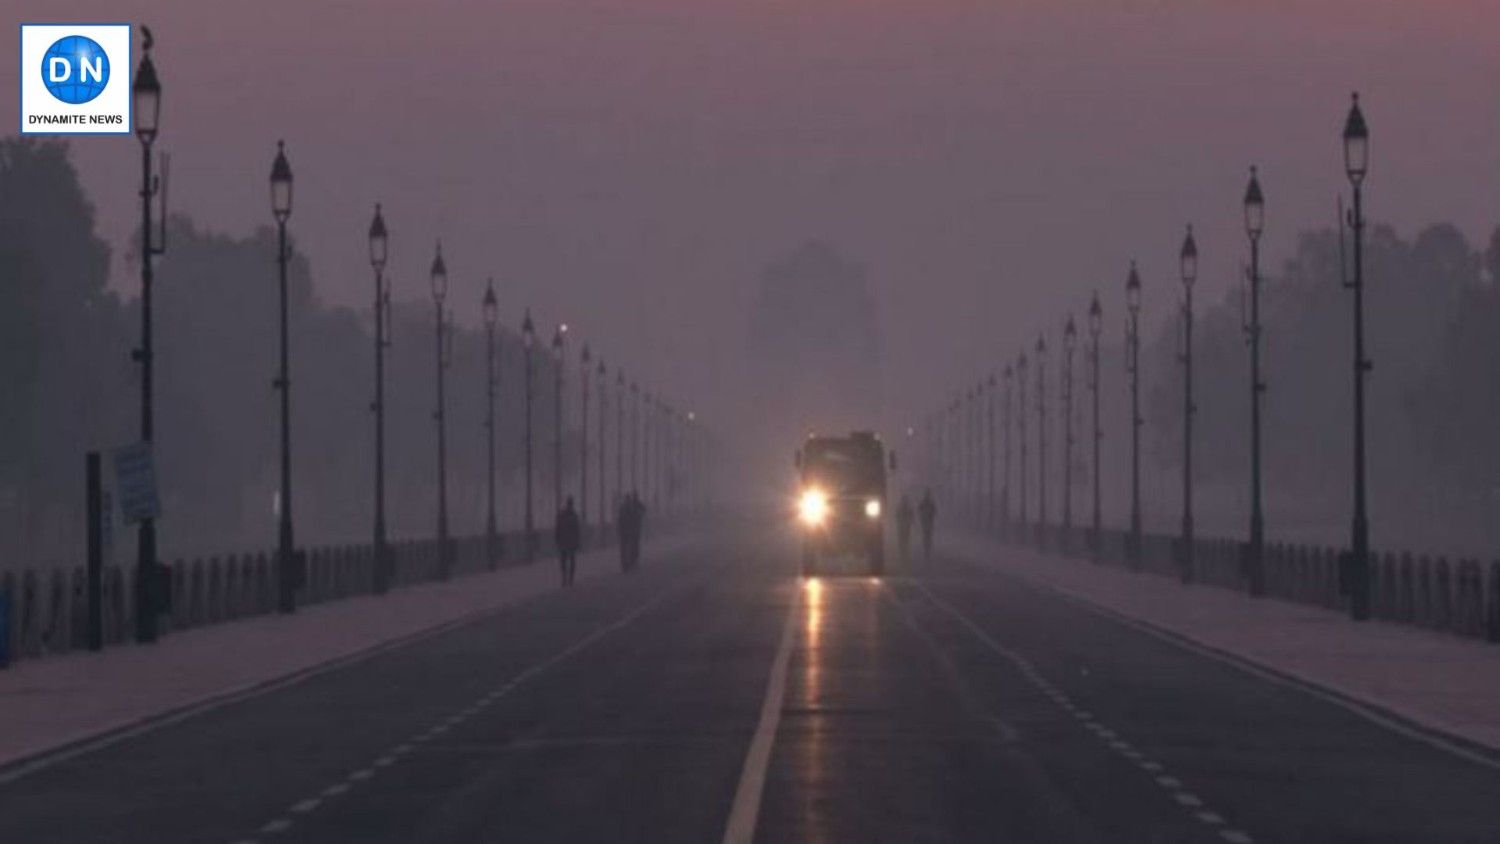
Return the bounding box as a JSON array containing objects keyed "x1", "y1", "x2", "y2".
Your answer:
[
  {"x1": 1002, "y1": 570, "x2": 1500, "y2": 773},
  {"x1": 232, "y1": 573, "x2": 697, "y2": 844},
  {"x1": 1197, "y1": 811, "x2": 1225, "y2": 825},
  {"x1": 719, "y1": 581, "x2": 802, "y2": 844},
  {"x1": 915, "y1": 582, "x2": 1254, "y2": 842}
]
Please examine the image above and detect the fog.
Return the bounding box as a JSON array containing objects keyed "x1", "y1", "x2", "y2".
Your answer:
[{"x1": 3, "y1": 1, "x2": 1499, "y2": 567}]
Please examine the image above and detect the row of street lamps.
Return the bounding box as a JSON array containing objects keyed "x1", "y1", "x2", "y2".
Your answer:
[
  {"x1": 920, "y1": 93, "x2": 1373, "y2": 621},
  {"x1": 127, "y1": 34, "x2": 702, "y2": 640}
]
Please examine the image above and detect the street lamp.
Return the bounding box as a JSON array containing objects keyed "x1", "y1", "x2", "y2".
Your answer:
[
  {"x1": 1088, "y1": 293, "x2": 1103, "y2": 558},
  {"x1": 580, "y1": 343, "x2": 592, "y2": 534},
  {"x1": 270, "y1": 140, "x2": 297, "y2": 614},
  {"x1": 1002, "y1": 363, "x2": 1013, "y2": 540},
  {"x1": 483, "y1": 277, "x2": 500, "y2": 570},
  {"x1": 552, "y1": 324, "x2": 566, "y2": 518},
  {"x1": 430, "y1": 242, "x2": 451, "y2": 580},
  {"x1": 131, "y1": 33, "x2": 165, "y2": 641},
  {"x1": 1179, "y1": 225, "x2": 1197, "y2": 583},
  {"x1": 630, "y1": 380, "x2": 640, "y2": 494},
  {"x1": 1035, "y1": 333, "x2": 1048, "y2": 549},
  {"x1": 522, "y1": 309, "x2": 536, "y2": 561},
  {"x1": 1244, "y1": 166, "x2": 1267, "y2": 595},
  {"x1": 1017, "y1": 351, "x2": 1029, "y2": 532},
  {"x1": 1063, "y1": 315, "x2": 1077, "y2": 545},
  {"x1": 615, "y1": 369, "x2": 625, "y2": 509},
  {"x1": 597, "y1": 357, "x2": 607, "y2": 531},
  {"x1": 1343, "y1": 92, "x2": 1372, "y2": 620},
  {"x1": 986, "y1": 372, "x2": 997, "y2": 533},
  {"x1": 369, "y1": 204, "x2": 391, "y2": 592},
  {"x1": 1126, "y1": 262, "x2": 1143, "y2": 569}
]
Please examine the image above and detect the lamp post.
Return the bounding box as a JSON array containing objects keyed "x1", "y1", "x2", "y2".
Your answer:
[
  {"x1": 483, "y1": 278, "x2": 500, "y2": 570},
  {"x1": 1343, "y1": 92, "x2": 1372, "y2": 621},
  {"x1": 1063, "y1": 315, "x2": 1077, "y2": 545},
  {"x1": 1088, "y1": 293, "x2": 1103, "y2": 559},
  {"x1": 522, "y1": 309, "x2": 536, "y2": 561},
  {"x1": 368, "y1": 204, "x2": 391, "y2": 592},
  {"x1": 1036, "y1": 334, "x2": 1048, "y2": 549},
  {"x1": 986, "y1": 373, "x2": 996, "y2": 532},
  {"x1": 131, "y1": 36, "x2": 164, "y2": 641},
  {"x1": 552, "y1": 325, "x2": 566, "y2": 518},
  {"x1": 1017, "y1": 352, "x2": 1029, "y2": 532},
  {"x1": 616, "y1": 369, "x2": 625, "y2": 507},
  {"x1": 1126, "y1": 262, "x2": 1143, "y2": 569},
  {"x1": 270, "y1": 141, "x2": 297, "y2": 614},
  {"x1": 580, "y1": 344, "x2": 592, "y2": 534},
  {"x1": 1179, "y1": 225, "x2": 1197, "y2": 584},
  {"x1": 1002, "y1": 364, "x2": 1013, "y2": 540},
  {"x1": 597, "y1": 357, "x2": 607, "y2": 531},
  {"x1": 631, "y1": 381, "x2": 640, "y2": 493},
  {"x1": 1243, "y1": 166, "x2": 1267, "y2": 596},
  {"x1": 430, "y1": 243, "x2": 451, "y2": 580}
]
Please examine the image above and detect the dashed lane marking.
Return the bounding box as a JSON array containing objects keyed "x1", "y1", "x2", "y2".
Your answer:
[
  {"x1": 230, "y1": 575, "x2": 696, "y2": 844},
  {"x1": 915, "y1": 581, "x2": 1255, "y2": 843}
]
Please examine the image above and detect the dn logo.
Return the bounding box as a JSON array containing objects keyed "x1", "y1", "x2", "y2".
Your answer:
[{"x1": 42, "y1": 35, "x2": 111, "y2": 105}]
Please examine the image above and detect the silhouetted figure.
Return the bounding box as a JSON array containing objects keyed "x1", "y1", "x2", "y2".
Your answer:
[
  {"x1": 555, "y1": 496, "x2": 581, "y2": 587},
  {"x1": 918, "y1": 489, "x2": 937, "y2": 560},
  {"x1": 626, "y1": 492, "x2": 647, "y2": 570},
  {"x1": 896, "y1": 494, "x2": 915, "y2": 562},
  {"x1": 616, "y1": 494, "x2": 633, "y2": 572}
]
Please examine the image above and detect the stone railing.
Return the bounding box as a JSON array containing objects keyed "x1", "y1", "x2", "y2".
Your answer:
[
  {"x1": 0, "y1": 524, "x2": 623, "y2": 668},
  {"x1": 986, "y1": 522, "x2": 1500, "y2": 644}
]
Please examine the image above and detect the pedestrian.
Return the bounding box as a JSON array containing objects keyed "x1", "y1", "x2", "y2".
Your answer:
[
  {"x1": 918, "y1": 489, "x2": 937, "y2": 560},
  {"x1": 896, "y1": 493, "x2": 915, "y2": 563},
  {"x1": 555, "y1": 496, "x2": 582, "y2": 586},
  {"x1": 627, "y1": 491, "x2": 647, "y2": 570},
  {"x1": 616, "y1": 494, "x2": 632, "y2": 573}
]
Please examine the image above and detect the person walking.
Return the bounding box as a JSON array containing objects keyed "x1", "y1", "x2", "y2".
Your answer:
[
  {"x1": 896, "y1": 493, "x2": 915, "y2": 563},
  {"x1": 616, "y1": 493, "x2": 633, "y2": 573},
  {"x1": 555, "y1": 496, "x2": 582, "y2": 586},
  {"x1": 626, "y1": 492, "x2": 647, "y2": 570},
  {"x1": 918, "y1": 489, "x2": 937, "y2": 560}
]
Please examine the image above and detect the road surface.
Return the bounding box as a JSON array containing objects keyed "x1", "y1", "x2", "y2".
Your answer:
[{"x1": 3, "y1": 524, "x2": 1498, "y2": 843}]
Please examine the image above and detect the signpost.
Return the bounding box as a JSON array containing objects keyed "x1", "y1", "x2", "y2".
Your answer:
[{"x1": 113, "y1": 442, "x2": 161, "y2": 525}]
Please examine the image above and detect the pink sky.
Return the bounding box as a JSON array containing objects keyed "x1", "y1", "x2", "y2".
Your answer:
[{"x1": 4, "y1": 0, "x2": 1497, "y2": 431}]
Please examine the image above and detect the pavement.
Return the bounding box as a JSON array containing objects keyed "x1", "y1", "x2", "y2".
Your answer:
[{"x1": 1, "y1": 525, "x2": 1498, "y2": 842}]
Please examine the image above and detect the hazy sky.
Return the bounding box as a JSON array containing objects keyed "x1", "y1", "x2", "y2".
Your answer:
[{"x1": 4, "y1": 0, "x2": 1496, "y2": 437}]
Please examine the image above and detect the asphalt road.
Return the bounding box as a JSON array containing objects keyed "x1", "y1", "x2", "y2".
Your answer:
[{"x1": 3, "y1": 525, "x2": 1499, "y2": 843}]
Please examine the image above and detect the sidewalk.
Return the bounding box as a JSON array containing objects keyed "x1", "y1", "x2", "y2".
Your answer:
[
  {"x1": 0, "y1": 544, "x2": 640, "y2": 773},
  {"x1": 954, "y1": 536, "x2": 1500, "y2": 755}
]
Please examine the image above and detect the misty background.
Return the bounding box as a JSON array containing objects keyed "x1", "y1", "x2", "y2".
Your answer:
[{"x1": 2, "y1": 1, "x2": 1499, "y2": 567}]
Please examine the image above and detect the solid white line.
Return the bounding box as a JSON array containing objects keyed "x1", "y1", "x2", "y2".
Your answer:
[
  {"x1": 719, "y1": 581, "x2": 801, "y2": 844},
  {"x1": 984, "y1": 562, "x2": 1500, "y2": 773}
]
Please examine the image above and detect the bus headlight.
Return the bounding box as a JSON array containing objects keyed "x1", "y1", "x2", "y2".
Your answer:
[
  {"x1": 864, "y1": 498, "x2": 882, "y2": 519},
  {"x1": 799, "y1": 489, "x2": 829, "y2": 526}
]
